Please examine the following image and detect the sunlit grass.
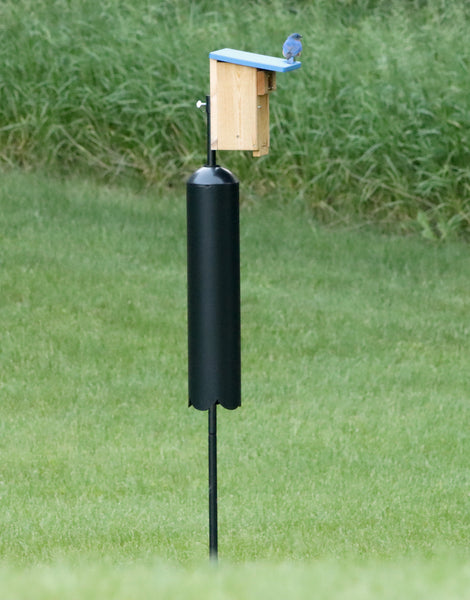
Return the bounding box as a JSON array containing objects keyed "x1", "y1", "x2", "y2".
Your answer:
[{"x1": 2, "y1": 558, "x2": 470, "y2": 600}]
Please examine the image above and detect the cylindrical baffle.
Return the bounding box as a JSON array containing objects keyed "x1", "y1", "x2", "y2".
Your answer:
[{"x1": 187, "y1": 165, "x2": 241, "y2": 411}]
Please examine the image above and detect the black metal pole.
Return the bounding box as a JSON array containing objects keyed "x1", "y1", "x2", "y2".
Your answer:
[
  {"x1": 206, "y1": 93, "x2": 218, "y2": 563},
  {"x1": 206, "y1": 94, "x2": 217, "y2": 168},
  {"x1": 208, "y1": 403, "x2": 218, "y2": 561}
]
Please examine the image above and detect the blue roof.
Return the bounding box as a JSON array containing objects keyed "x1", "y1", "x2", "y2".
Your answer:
[{"x1": 209, "y1": 48, "x2": 301, "y2": 72}]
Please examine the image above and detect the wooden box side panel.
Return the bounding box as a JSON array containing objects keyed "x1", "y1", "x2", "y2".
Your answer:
[{"x1": 253, "y1": 91, "x2": 269, "y2": 157}]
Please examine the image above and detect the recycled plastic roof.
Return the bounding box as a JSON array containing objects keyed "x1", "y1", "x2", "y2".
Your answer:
[{"x1": 209, "y1": 48, "x2": 302, "y2": 72}]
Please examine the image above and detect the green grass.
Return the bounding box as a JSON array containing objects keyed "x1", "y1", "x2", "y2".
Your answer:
[
  {"x1": 1, "y1": 0, "x2": 470, "y2": 234},
  {"x1": 1, "y1": 169, "x2": 470, "y2": 596},
  {"x1": 2, "y1": 559, "x2": 470, "y2": 600}
]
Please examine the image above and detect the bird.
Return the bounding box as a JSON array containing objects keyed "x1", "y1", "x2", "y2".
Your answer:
[{"x1": 282, "y1": 33, "x2": 303, "y2": 64}]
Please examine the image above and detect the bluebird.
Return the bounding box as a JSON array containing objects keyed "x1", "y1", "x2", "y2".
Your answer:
[{"x1": 282, "y1": 33, "x2": 303, "y2": 63}]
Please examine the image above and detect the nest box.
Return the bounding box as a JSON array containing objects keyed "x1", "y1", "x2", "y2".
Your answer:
[{"x1": 209, "y1": 48, "x2": 301, "y2": 157}]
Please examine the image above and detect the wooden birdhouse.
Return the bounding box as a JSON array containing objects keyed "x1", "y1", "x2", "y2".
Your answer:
[{"x1": 209, "y1": 49, "x2": 301, "y2": 157}]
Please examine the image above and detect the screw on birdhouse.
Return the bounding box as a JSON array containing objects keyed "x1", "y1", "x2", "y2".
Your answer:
[{"x1": 196, "y1": 100, "x2": 207, "y2": 109}]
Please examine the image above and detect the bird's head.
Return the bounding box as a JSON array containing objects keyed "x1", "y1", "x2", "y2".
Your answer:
[{"x1": 289, "y1": 33, "x2": 303, "y2": 40}]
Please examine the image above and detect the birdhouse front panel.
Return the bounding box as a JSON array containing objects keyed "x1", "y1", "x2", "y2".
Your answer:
[{"x1": 210, "y1": 60, "x2": 270, "y2": 156}]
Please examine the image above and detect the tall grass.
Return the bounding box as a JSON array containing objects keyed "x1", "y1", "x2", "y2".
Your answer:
[{"x1": 1, "y1": 0, "x2": 470, "y2": 235}]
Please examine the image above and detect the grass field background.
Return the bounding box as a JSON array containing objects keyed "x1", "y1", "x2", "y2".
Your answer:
[{"x1": 1, "y1": 169, "x2": 469, "y2": 597}]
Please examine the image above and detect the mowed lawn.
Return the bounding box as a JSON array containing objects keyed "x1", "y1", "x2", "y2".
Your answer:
[{"x1": 0, "y1": 169, "x2": 469, "y2": 598}]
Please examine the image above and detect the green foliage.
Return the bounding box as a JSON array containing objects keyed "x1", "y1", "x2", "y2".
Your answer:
[{"x1": 1, "y1": 0, "x2": 470, "y2": 234}]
